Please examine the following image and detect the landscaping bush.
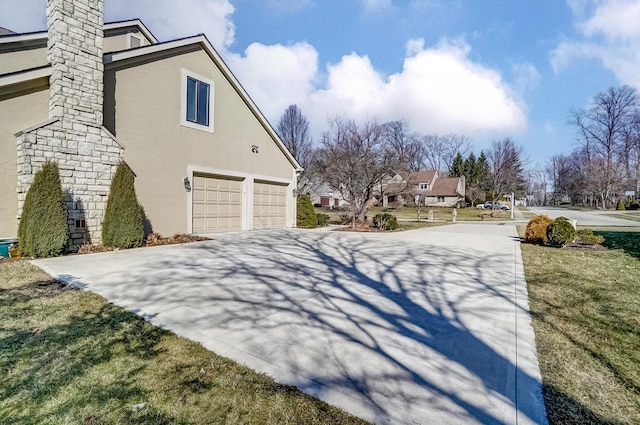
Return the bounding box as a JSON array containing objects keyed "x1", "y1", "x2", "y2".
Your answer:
[
  {"x1": 616, "y1": 199, "x2": 626, "y2": 210},
  {"x1": 102, "y1": 162, "x2": 144, "y2": 249},
  {"x1": 630, "y1": 200, "x2": 640, "y2": 210},
  {"x1": 316, "y1": 213, "x2": 330, "y2": 227},
  {"x1": 524, "y1": 215, "x2": 553, "y2": 245},
  {"x1": 296, "y1": 194, "x2": 318, "y2": 228},
  {"x1": 372, "y1": 213, "x2": 398, "y2": 231},
  {"x1": 18, "y1": 161, "x2": 69, "y2": 257},
  {"x1": 546, "y1": 217, "x2": 576, "y2": 248},
  {"x1": 575, "y1": 228, "x2": 605, "y2": 245}
]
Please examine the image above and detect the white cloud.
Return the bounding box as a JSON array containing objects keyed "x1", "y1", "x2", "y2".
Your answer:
[
  {"x1": 511, "y1": 62, "x2": 542, "y2": 93},
  {"x1": 361, "y1": 0, "x2": 394, "y2": 14},
  {"x1": 552, "y1": 0, "x2": 640, "y2": 87},
  {"x1": 293, "y1": 38, "x2": 526, "y2": 137},
  {"x1": 226, "y1": 42, "x2": 319, "y2": 119}
]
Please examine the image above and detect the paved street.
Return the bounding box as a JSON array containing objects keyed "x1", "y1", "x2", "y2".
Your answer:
[
  {"x1": 35, "y1": 224, "x2": 547, "y2": 425},
  {"x1": 527, "y1": 206, "x2": 638, "y2": 226}
]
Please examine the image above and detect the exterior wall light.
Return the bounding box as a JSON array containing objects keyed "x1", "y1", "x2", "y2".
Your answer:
[{"x1": 183, "y1": 176, "x2": 191, "y2": 192}]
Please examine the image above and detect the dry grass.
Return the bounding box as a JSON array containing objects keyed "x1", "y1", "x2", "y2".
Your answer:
[
  {"x1": 0, "y1": 261, "x2": 368, "y2": 425},
  {"x1": 316, "y1": 205, "x2": 512, "y2": 224},
  {"x1": 520, "y1": 229, "x2": 640, "y2": 424}
]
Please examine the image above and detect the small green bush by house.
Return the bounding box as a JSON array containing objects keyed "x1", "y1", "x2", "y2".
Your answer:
[
  {"x1": 630, "y1": 200, "x2": 640, "y2": 210},
  {"x1": 524, "y1": 215, "x2": 553, "y2": 245},
  {"x1": 316, "y1": 213, "x2": 330, "y2": 227},
  {"x1": 546, "y1": 217, "x2": 576, "y2": 248},
  {"x1": 373, "y1": 213, "x2": 398, "y2": 231},
  {"x1": 575, "y1": 228, "x2": 605, "y2": 245},
  {"x1": 102, "y1": 162, "x2": 144, "y2": 249},
  {"x1": 18, "y1": 161, "x2": 69, "y2": 257},
  {"x1": 616, "y1": 199, "x2": 626, "y2": 210},
  {"x1": 296, "y1": 194, "x2": 318, "y2": 228}
]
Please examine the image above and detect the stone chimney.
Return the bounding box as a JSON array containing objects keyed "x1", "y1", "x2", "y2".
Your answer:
[
  {"x1": 16, "y1": 0, "x2": 123, "y2": 250},
  {"x1": 47, "y1": 0, "x2": 104, "y2": 126}
]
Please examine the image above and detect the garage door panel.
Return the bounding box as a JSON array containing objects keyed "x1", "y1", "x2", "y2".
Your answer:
[
  {"x1": 253, "y1": 181, "x2": 288, "y2": 230},
  {"x1": 193, "y1": 174, "x2": 244, "y2": 233}
]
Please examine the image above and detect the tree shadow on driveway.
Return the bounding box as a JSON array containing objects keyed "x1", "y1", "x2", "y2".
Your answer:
[{"x1": 41, "y1": 228, "x2": 547, "y2": 425}]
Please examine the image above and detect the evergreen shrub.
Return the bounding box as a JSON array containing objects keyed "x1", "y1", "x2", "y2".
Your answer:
[
  {"x1": 18, "y1": 161, "x2": 69, "y2": 257},
  {"x1": 575, "y1": 228, "x2": 605, "y2": 245},
  {"x1": 316, "y1": 213, "x2": 330, "y2": 227},
  {"x1": 296, "y1": 194, "x2": 318, "y2": 228},
  {"x1": 546, "y1": 217, "x2": 576, "y2": 248},
  {"x1": 102, "y1": 162, "x2": 144, "y2": 249},
  {"x1": 524, "y1": 215, "x2": 553, "y2": 245},
  {"x1": 630, "y1": 200, "x2": 640, "y2": 210},
  {"x1": 373, "y1": 213, "x2": 398, "y2": 231},
  {"x1": 616, "y1": 199, "x2": 626, "y2": 210}
]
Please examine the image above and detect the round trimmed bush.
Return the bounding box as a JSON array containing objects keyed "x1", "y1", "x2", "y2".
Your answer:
[
  {"x1": 546, "y1": 217, "x2": 576, "y2": 248},
  {"x1": 630, "y1": 200, "x2": 640, "y2": 210},
  {"x1": 296, "y1": 194, "x2": 318, "y2": 228},
  {"x1": 18, "y1": 161, "x2": 69, "y2": 257},
  {"x1": 524, "y1": 215, "x2": 553, "y2": 245},
  {"x1": 373, "y1": 213, "x2": 398, "y2": 231}
]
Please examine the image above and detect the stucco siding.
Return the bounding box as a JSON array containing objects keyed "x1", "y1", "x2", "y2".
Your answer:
[
  {"x1": 0, "y1": 86, "x2": 49, "y2": 237},
  {"x1": 106, "y1": 49, "x2": 295, "y2": 235},
  {"x1": 0, "y1": 48, "x2": 48, "y2": 75}
]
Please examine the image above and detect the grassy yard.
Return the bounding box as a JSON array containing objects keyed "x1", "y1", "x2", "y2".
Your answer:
[
  {"x1": 520, "y1": 228, "x2": 640, "y2": 424},
  {"x1": 605, "y1": 212, "x2": 640, "y2": 223},
  {"x1": 316, "y1": 205, "x2": 512, "y2": 223},
  {"x1": 0, "y1": 261, "x2": 368, "y2": 425}
]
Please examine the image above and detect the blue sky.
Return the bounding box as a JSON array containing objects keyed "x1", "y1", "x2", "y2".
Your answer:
[{"x1": 3, "y1": 0, "x2": 638, "y2": 167}]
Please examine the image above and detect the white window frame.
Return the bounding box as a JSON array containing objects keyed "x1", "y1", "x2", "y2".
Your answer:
[
  {"x1": 419, "y1": 182, "x2": 430, "y2": 190},
  {"x1": 180, "y1": 69, "x2": 215, "y2": 133}
]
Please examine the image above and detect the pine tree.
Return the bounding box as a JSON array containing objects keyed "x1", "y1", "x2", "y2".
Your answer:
[
  {"x1": 450, "y1": 152, "x2": 464, "y2": 177},
  {"x1": 18, "y1": 161, "x2": 69, "y2": 257},
  {"x1": 296, "y1": 194, "x2": 318, "y2": 228},
  {"x1": 102, "y1": 162, "x2": 145, "y2": 248}
]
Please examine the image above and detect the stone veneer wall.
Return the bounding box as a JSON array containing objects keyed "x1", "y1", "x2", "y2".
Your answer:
[
  {"x1": 16, "y1": 119, "x2": 123, "y2": 249},
  {"x1": 15, "y1": 0, "x2": 124, "y2": 249}
]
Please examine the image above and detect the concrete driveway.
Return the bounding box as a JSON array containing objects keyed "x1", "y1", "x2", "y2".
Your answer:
[
  {"x1": 34, "y1": 224, "x2": 547, "y2": 425},
  {"x1": 528, "y1": 206, "x2": 637, "y2": 226}
]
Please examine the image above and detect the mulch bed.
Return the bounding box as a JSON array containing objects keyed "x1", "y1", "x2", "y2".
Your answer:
[{"x1": 77, "y1": 233, "x2": 211, "y2": 254}]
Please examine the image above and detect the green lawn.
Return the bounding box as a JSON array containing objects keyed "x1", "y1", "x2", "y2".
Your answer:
[
  {"x1": 605, "y1": 212, "x2": 640, "y2": 223},
  {"x1": 520, "y1": 229, "x2": 640, "y2": 424},
  {"x1": 0, "y1": 261, "x2": 368, "y2": 425}
]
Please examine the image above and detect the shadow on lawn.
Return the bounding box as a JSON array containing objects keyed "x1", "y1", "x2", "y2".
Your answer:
[
  {"x1": 0, "y1": 283, "x2": 183, "y2": 424},
  {"x1": 594, "y1": 230, "x2": 640, "y2": 259},
  {"x1": 542, "y1": 384, "x2": 616, "y2": 425},
  {"x1": 46, "y1": 228, "x2": 552, "y2": 424}
]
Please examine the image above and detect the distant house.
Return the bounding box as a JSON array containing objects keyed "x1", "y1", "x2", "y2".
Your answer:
[
  {"x1": 382, "y1": 171, "x2": 465, "y2": 208},
  {"x1": 0, "y1": 0, "x2": 300, "y2": 246}
]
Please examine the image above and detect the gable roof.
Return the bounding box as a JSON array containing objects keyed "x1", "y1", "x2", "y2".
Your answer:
[
  {"x1": 430, "y1": 177, "x2": 463, "y2": 197},
  {"x1": 0, "y1": 19, "x2": 301, "y2": 171},
  {"x1": 104, "y1": 34, "x2": 301, "y2": 170},
  {"x1": 406, "y1": 170, "x2": 436, "y2": 183},
  {"x1": 0, "y1": 27, "x2": 15, "y2": 36}
]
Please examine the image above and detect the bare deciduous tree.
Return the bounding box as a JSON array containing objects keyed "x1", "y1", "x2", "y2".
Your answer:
[
  {"x1": 382, "y1": 120, "x2": 425, "y2": 172},
  {"x1": 276, "y1": 104, "x2": 314, "y2": 192},
  {"x1": 314, "y1": 118, "x2": 401, "y2": 225},
  {"x1": 569, "y1": 85, "x2": 639, "y2": 206},
  {"x1": 422, "y1": 134, "x2": 471, "y2": 174}
]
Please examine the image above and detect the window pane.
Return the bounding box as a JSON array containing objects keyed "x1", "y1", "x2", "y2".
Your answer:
[
  {"x1": 197, "y1": 81, "x2": 210, "y2": 126},
  {"x1": 186, "y1": 77, "x2": 197, "y2": 123}
]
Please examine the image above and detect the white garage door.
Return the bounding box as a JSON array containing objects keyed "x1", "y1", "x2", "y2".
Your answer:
[
  {"x1": 253, "y1": 181, "x2": 288, "y2": 229},
  {"x1": 192, "y1": 174, "x2": 243, "y2": 233}
]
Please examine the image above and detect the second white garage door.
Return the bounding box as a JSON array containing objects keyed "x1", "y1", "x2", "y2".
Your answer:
[
  {"x1": 253, "y1": 181, "x2": 288, "y2": 229},
  {"x1": 192, "y1": 174, "x2": 243, "y2": 233}
]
